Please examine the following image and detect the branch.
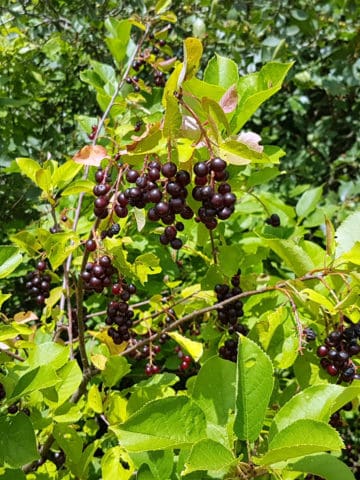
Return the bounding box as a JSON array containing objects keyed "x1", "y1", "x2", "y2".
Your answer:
[{"x1": 120, "y1": 269, "x2": 345, "y2": 357}]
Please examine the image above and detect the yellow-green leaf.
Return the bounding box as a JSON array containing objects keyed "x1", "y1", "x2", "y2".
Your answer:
[{"x1": 168, "y1": 331, "x2": 203, "y2": 362}]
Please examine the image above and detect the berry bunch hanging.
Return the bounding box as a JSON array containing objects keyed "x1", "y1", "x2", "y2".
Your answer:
[
  {"x1": 316, "y1": 323, "x2": 360, "y2": 382},
  {"x1": 192, "y1": 157, "x2": 237, "y2": 230},
  {"x1": 114, "y1": 159, "x2": 193, "y2": 250},
  {"x1": 25, "y1": 260, "x2": 51, "y2": 305},
  {"x1": 216, "y1": 271, "x2": 249, "y2": 362},
  {"x1": 106, "y1": 280, "x2": 137, "y2": 344},
  {"x1": 215, "y1": 271, "x2": 248, "y2": 336},
  {"x1": 81, "y1": 255, "x2": 116, "y2": 293}
]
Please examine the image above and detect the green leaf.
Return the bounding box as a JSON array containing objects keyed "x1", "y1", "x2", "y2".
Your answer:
[
  {"x1": 61, "y1": 179, "x2": 94, "y2": 196},
  {"x1": 0, "y1": 246, "x2": 22, "y2": 279},
  {"x1": 0, "y1": 292, "x2": 11, "y2": 310},
  {"x1": 134, "y1": 253, "x2": 162, "y2": 284},
  {"x1": 155, "y1": 0, "x2": 171, "y2": 14},
  {"x1": 0, "y1": 413, "x2": 39, "y2": 468},
  {"x1": 184, "y1": 77, "x2": 225, "y2": 104},
  {"x1": 111, "y1": 396, "x2": 207, "y2": 451},
  {"x1": 10, "y1": 365, "x2": 60, "y2": 400},
  {"x1": 246, "y1": 167, "x2": 280, "y2": 187},
  {"x1": 0, "y1": 323, "x2": 33, "y2": 342},
  {"x1": 0, "y1": 469, "x2": 26, "y2": 480},
  {"x1": 268, "y1": 384, "x2": 353, "y2": 440},
  {"x1": 101, "y1": 446, "x2": 135, "y2": 480},
  {"x1": 202, "y1": 97, "x2": 230, "y2": 136},
  {"x1": 15, "y1": 157, "x2": 41, "y2": 184},
  {"x1": 52, "y1": 360, "x2": 83, "y2": 406},
  {"x1": 43, "y1": 231, "x2": 80, "y2": 269},
  {"x1": 27, "y1": 342, "x2": 69, "y2": 369},
  {"x1": 126, "y1": 374, "x2": 178, "y2": 417},
  {"x1": 301, "y1": 288, "x2": 335, "y2": 314},
  {"x1": 102, "y1": 355, "x2": 131, "y2": 387},
  {"x1": 163, "y1": 93, "x2": 182, "y2": 137},
  {"x1": 252, "y1": 306, "x2": 298, "y2": 369},
  {"x1": 167, "y1": 331, "x2": 203, "y2": 362},
  {"x1": 286, "y1": 453, "x2": 355, "y2": 480},
  {"x1": 192, "y1": 356, "x2": 236, "y2": 426},
  {"x1": 178, "y1": 38, "x2": 203, "y2": 86},
  {"x1": 256, "y1": 419, "x2": 344, "y2": 466},
  {"x1": 335, "y1": 211, "x2": 360, "y2": 257},
  {"x1": 51, "y1": 161, "x2": 82, "y2": 189},
  {"x1": 234, "y1": 336, "x2": 274, "y2": 441},
  {"x1": 134, "y1": 208, "x2": 146, "y2": 232},
  {"x1": 296, "y1": 186, "x2": 323, "y2": 219},
  {"x1": 183, "y1": 439, "x2": 235, "y2": 475},
  {"x1": 53, "y1": 424, "x2": 83, "y2": 466},
  {"x1": 234, "y1": 62, "x2": 293, "y2": 131},
  {"x1": 132, "y1": 450, "x2": 174, "y2": 480},
  {"x1": 219, "y1": 139, "x2": 271, "y2": 166},
  {"x1": 35, "y1": 168, "x2": 52, "y2": 193},
  {"x1": 204, "y1": 54, "x2": 239, "y2": 89},
  {"x1": 264, "y1": 239, "x2": 315, "y2": 276},
  {"x1": 88, "y1": 384, "x2": 103, "y2": 414},
  {"x1": 104, "y1": 19, "x2": 132, "y2": 64}
]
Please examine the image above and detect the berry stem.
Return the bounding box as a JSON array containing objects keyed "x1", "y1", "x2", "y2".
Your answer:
[
  {"x1": 209, "y1": 229, "x2": 218, "y2": 264},
  {"x1": 176, "y1": 94, "x2": 215, "y2": 156}
]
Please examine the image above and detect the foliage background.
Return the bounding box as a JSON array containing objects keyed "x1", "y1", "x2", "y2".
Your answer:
[{"x1": 0, "y1": 0, "x2": 359, "y2": 478}]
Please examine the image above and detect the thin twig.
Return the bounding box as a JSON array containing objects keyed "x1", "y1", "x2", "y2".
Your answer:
[{"x1": 209, "y1": 229, "x2": 218, "y2": 264}]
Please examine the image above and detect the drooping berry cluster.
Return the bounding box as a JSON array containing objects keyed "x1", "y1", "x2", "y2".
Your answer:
[
  {"x1": 316, "y1": 324, "x2": 360, "y2": 382},
  {"x1": 25, "y1": 260, "x2": 51, "y2": 305},
  {"x1": 216, "y1": 271, "x2": 249, "y2": 363},
  {"x1": 215, "y1": 271, "x2": 248, "y2": 336},
  {"x1": 125, "y1": 25, "x2": 173, "y2": 93},
  {"x1": 93, "y1": 169, "x2": 112, "y2": 219},
  {"x1": 105, "y1": 280, "x2": 137, "y2": 344},
  {"x1": 192, "y1": 157, "x2": 236, "y2": 230},
  {"x1": 81, "y1": 255, "x2": 116, "y2": 293},
  {"x1": 115, "y1": 160, "x2": 193, "y2": 250},
  {"x1": 219, "y1": 339, "x2": 238, "y2": 363}
]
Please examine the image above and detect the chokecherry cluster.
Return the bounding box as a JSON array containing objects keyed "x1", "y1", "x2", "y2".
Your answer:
[
  {"x1": 125, "y1": 25, "x2": 173, "y2": 93},
  {"x1": 316, "y1": 323, "x2": 360, "y2": 382},
  {"x1": 219, "y1": 339, "x2": 238, "y2": 363},
  {"x1": 25, "y1": 260, "x2": 51, "y2": 305},
  {"x1": 192, "y1": 157, "x2": 236, "y2": 230},
  {"x1": 105, "y1": 280, "x2": 137, "y2": 344},
  {"x1": 115, "y1": 160, "x2": 193, "y2": 250},
  {"x1": 92, "y1": 169, "x2": 112, "y2": 220},
  {"x1": 216, "y1": 271, "x2": 248, "y2": 362},
  {"x1": 215, "y1": 271, "x2": 248, "y2": 336},
  {"x1": 81, "y1": 255, "x2": 116, "y2": 293}
]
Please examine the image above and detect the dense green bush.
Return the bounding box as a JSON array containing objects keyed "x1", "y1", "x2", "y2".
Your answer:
[{"x1": 0, "y1": 2, "x2": 359, "y2": 479}]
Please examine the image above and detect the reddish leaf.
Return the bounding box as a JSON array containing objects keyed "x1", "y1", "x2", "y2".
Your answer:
[
  {"x1": 72, "y1": 145, "x2": 109, "y2": 167},
  {"x1": 220, "y1": 85, "x2": 238, "y2": 113},
  {"x1": 237, "y1": 131, "x2": 264, "y2": 153}
]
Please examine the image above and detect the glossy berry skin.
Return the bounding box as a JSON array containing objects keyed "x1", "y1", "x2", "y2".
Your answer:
[
  {"x1": 85, "y1": 239, "x2": 96, "y2": 252},
  {"x1": 316, "y1": 345, "x2": 329, "y2": 357},
  {"x1": 266, "y1": 213, "x2": 281, "y2": 227}
]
